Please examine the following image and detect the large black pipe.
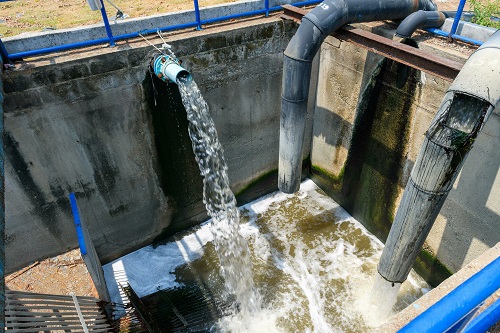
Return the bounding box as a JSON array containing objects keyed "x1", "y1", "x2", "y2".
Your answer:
[
  {"x1": 279, "y1": 0, "x2": 437, "y2": 193},
  {"x1": 378, "y1": 30, "x2": 500, "y2": 284}
]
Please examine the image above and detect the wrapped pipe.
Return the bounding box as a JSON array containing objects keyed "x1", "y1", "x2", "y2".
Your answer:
[{"x1": 378, "y1": 30, "x2": 500, "y2": 285}]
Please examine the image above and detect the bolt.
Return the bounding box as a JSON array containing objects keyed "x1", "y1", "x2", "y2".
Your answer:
[
  {"x1": 158, "y1": 73, "x2": 163, "y2": 78},
  {"x1": 161, "y1": 57, "x2": 167, "y2": 63}
]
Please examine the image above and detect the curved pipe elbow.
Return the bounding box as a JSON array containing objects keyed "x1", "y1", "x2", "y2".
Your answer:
[
  {"x1": 394, "y1": 10, "x2": 447, "y2": 41},
  {"x1": 279, "y1": 0, "x2": 439, "y2": 193}
]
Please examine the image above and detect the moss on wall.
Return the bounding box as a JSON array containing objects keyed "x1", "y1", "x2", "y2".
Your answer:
[{"x1": 414, "y1": 248, "x2": 453, "y2": 287}]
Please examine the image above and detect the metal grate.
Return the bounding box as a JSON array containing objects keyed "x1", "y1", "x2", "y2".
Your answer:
[
  {"x1": 5, "y1": 289, "x2": 112, "y2": 332},
  {"x1": 139, "y1": 283, "x2": 235, "y2": 333}
]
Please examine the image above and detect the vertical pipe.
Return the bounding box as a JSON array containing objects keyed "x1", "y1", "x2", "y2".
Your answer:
[
  {"x1": 449, "y1": 0, "x2": 466, "y2": 38},
  {"x1": 0, "y1": 56, "x2": 5, "y2": 331},
  {"x1": 378, "y1": 30, "x2": 500, "y2": 285},
  {"x1": 193, "y1": 0, "x2": 203, "y2": 30},
  {"x1": 99, "y1": 0, "x2": 116, "y2": 47}
]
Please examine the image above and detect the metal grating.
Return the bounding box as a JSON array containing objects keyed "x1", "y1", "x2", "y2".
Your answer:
[
  {"x1": 139, "y1": 283, "x2": 235, "y2": 333},
  {"x1": 5, "y1": 289, "x2": 112, "y2": 332}
]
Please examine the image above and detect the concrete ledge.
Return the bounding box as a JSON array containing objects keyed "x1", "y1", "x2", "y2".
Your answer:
[
  {"x1": 440, "y1": 18, "x2": 497, "y2": 42},
  {"x1": 2, "y1": 0, "x2": 300, "y2": 54},
  {"x1": 381, "y1": 243, "x2": 500, "y2": 332}
]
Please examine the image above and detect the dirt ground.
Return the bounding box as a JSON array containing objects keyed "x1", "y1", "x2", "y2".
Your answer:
[
  {"x1": 6, "y1": 249, "x2": 99, "y2": 298},
  {"x1": 0, "y1": 0, "x2": 469, "y2": 38}
]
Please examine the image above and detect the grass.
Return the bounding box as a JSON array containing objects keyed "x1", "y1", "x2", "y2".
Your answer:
[
  {"x1": 0, "y1": 0, "x2": 234, "y2": 38},
  {"x1": 469, "y1": 0, "x2": 500, "y2": 29}
]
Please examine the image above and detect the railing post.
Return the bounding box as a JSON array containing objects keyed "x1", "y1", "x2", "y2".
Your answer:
[
  {"x1": 449, "y1": 0, "x2": 467, "y2": 41},
  {"x1": 193, "y1": 0, "x2": 203, "y2": 30},
  {"x1": 99, "y1": 0, "x2": 116, "y2": 46},
  {"x1": 264, "y1": 0, "x2": 269, "y2": 17},
  {"x1": 69, "y1": 193, "x2": 112, "y2": 315},
  {"x1": 0, "y1": 39, "x2": 10, "y2": 64}
]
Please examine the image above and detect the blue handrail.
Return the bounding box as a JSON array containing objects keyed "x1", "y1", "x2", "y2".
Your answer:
[
  {"x1": 69, "y1": 193, "x2": 88, "y2": 256},
  {"x1": 3, "y1": 0, "x2": 322, "y2": 61},
  {"x1": 398, "y1": 256, "x2": 500, "y2": 333},
  {"x1": 0, "y1": 0, "x2": 484, "y2": 61}
]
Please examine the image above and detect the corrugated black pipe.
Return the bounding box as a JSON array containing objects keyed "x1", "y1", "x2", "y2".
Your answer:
[
  {"x1": 378, "y1": 29, "x2": 500, "y2": 284},
  {"x1": 279, "y1": 0, "x2": 438, "y2": 193},
  {"x1": 394, "y1": 10, "x2": 451, "y2": 42}
]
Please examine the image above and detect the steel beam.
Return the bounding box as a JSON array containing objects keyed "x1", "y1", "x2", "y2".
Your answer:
[{"x1": 281, "y1": 5, "x2": 463, "y2": 81}]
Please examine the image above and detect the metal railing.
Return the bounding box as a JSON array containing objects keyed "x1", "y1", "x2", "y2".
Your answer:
[
  {"x1": 0, "y1": 0, "x2": 322, "y2": 61},
  {"x1": 398, "y1": 255, "x2": 500, "y2": 333},
  {"x1": 425, "y1": 0, "x2": 484, "y2": 46},
  {"x1": 0, "y1": 0, "x2": 488, "y2": 62}
]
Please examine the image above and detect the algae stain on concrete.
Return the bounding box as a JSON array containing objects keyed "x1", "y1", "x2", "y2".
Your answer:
[{"x1": 312, "y1": 58, "x2": 420, "y2": 243}]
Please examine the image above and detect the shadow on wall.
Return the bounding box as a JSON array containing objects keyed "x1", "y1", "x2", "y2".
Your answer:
[
  {"x1": 311, "y1": 44, "x2": 500, "y2": 285},
  {"x1": 312, "y1": 50, "x2": 420, "y2": 243}
]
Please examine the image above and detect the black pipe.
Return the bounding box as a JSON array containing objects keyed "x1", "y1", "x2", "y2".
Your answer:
[
  {"x1": 279, "y1": 0, "x2": 437, "y2": 193},
  {"x1": 395, "y1": 10, "x2": 449, "y2": 41}
]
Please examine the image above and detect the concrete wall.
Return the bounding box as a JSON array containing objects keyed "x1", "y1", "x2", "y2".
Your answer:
[
  {"x1": 310, "y1": 28, "x2": 500, "y2": 284},
  {"x1": 2, "y1": 19, "x2": 300, "y2": 273}
]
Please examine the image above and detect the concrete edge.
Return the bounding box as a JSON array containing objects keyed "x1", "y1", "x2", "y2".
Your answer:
[
  {"x1": 441, "y1": 18, "x2": 497, "y2": 42},
  {"x1": 2, "y1": 0, "x2": 301, "y2": 54},
  {"x1": 380, "y1": 242, "x2": 500, "y2": 332}
]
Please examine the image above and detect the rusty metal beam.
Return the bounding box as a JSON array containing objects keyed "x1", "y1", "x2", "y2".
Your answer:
[{"x1": 281, "y1": 5, "x2": 463, "y2": 81}]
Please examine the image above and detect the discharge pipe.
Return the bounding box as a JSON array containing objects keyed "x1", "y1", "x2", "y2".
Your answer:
[
  {"x1": 377, "y1": 29, "x2": 500, "y2": 285},
  {"x1": 151, "y1": 52, "x2": 190, "y2": 84},
  {"x1": 279, "y1": 0, "x2": 437, "y2": 193},
  {"x1": 393, "y1": 10, "x2": 452, "y2": 42}
]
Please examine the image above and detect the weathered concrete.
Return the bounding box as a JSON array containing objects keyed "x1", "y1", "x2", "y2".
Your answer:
[
  {"x1": 440, "y1": 18, "x2": 497, "y2": 42},
  {"x1": 2, "y1": 18, "x2": 305, "y2": 273},
  {"x1": 310, "y1": 25, "x2": 500, "y2": 284}
]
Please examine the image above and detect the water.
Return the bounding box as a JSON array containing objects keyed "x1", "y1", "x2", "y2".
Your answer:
[
  {"x1": 176, "y1": 75, "x2": 261, "y2": 315},
  {"x1": 172, "y1": 75, "x2": 429, "y2": 331},
  {"x1": 170, "y1": 181, "x2": 429, "y2": 332}
]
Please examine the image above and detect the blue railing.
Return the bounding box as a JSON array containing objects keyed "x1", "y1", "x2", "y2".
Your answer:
[
  {"x1": 0, "y1": 0, "x2": 322, "y2": 61},
  {"x1": 399, "y1": 255, "x2": 500, "y2": 333},
  {"x1": 0, "y1": 0, "x2": 487, "y2": 62},
  {"x1": 425, "y1": 0, "x2": 483, "y2": 46}
]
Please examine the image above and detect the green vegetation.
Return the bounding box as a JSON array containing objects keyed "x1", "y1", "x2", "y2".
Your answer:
[{"x1": 469, "y1": 0, "x2": 500, "y2": 29}]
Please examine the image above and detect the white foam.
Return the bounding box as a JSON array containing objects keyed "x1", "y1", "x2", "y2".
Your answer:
[{"x1": 103, "y1": 179, "x2": 430, "y2": 332}]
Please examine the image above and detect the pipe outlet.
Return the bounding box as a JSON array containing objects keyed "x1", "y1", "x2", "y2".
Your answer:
[{"x1": 152, "y1": 54, "x2": 189, "y2": 84}]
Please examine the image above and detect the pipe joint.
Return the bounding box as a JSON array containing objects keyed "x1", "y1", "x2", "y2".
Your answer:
[{"x1": 152, "y1": 53, "x2": 189, "y2": 84}]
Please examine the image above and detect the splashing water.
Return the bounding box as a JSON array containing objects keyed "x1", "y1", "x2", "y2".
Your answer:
[{"x1": 176, "y1": 75, "x2": 261, "y2": 314}]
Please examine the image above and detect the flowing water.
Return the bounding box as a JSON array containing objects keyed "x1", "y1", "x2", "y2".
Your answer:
[
  {"x1": 176, "y1": 75, "x2": 261, "y2": 315},
  {"x1": 170, "y1": 180, "x2": 430, "y2": 332},
  {"x1": 105, "y1": 74, "x2": 433, "y2": 332}
]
